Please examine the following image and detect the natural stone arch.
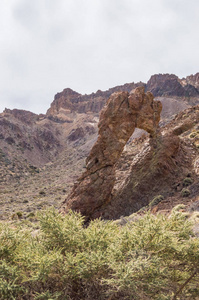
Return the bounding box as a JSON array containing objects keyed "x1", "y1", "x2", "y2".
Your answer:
[{"x1": 61, "y1": 87, "x2": 162, "y2": 220}]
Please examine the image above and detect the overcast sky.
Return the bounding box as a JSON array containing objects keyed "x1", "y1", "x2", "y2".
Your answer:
[{"x1": 0, "y1": 0, "x2": 199, "y2": 114}]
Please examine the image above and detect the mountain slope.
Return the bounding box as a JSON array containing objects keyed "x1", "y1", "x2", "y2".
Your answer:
[{"x1": 0, "y1": 72, "x2": 199, "y2": 220}]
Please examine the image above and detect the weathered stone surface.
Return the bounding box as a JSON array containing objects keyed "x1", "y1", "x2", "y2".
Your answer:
[
  {"x1": 101, "y1": 133, "x2": 181, "y2": 219},
  {"x1": 61, "y1": 87, "x2": 162, "y2": 220},
  {"x1": 146, "y1": 73, "x2": 199, "y2": 97},
  {"x1": 184, "y1": 73, "x2": 199, "y2": 89},
  {"x1": 146, "y1": 74, "x2": 186, "y2": 97},
  {"x1": 47, "y1": 83, "x2": 145, "y2": 116},
  {"x1": 0, "y1": 108, "x2": 62, "y2": 167}
]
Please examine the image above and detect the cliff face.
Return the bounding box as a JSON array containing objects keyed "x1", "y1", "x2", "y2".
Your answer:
[
  {"x1": 46, "y1": 82, "x2": 145, "y2": 116},
  {"x1": 46, "y1": 73, "x2": 199, "y2": 125}
]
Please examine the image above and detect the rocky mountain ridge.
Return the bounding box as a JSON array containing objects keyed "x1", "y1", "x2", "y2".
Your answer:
[
  {"x1": 47, "y1": 72, "x2": 199, "y2": 117},
  {"x1": 0, "y1": 72, "x2": 199, "y2": 220},
  {"x1": 1, "y1": 72, "x2": 198, "y2": 168},
  {"x1": 62, "y1": 87, "x2": 199, "y2": 220}
]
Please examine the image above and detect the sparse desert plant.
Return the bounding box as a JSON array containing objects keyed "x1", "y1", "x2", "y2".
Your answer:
[
  {"x1": 190, "y1": 131, "x2": 198, "y2": 138},
  {"x1": 149, "y1": 194, "x2": 164, "y2": 207},
  {"x1": 11, "y1": 211, "x2": 23, "y2": 220},
  {"x1": 183, "y1": 177, "x2": 193, "y2": 186},
  {"x1": 39, "y1": 190, "x2": 46, "y2": 196},
  {"x1": 26, "y1": 212, "x2": 35, "y2": 218},
  {"x1": 181, "y1": 188, "x2": 191, "y2": 197},
  {"x1": 172, "y1": 204, "x2": 186, "y2": 212},
  {"x1": 16, "y1": 211, "x2": 23, "y2": 218}
]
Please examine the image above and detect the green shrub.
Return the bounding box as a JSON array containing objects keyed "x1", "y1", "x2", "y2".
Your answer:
[
  {"x1": 16, "y1": 211, "x2": 23, "y2": 218},
  {"x1": 172, "y1": 204, "x2": 186, "y2": 212},
  {"x1": 149, "y1": 195, "x2": 164, "y2": 207},
  {"x1": 181, "y1": 188, "x2": 191, "y2": 197},
  {"x1": 27, "y1": 212, "x2": 35, "y2": 218},
  {"x1": 0, "y1": 261, "x2": 24, "y2": 299},
  {"x1": 35, "y1": 290, "x2": 62, "y2": 299},
  {"x1": 190, "y1": 131, "x2": 198, "y2": 138},
  {"x1": 183, "y1": 177, "x2": 193, "y2": 187},
  {"x1": 0, "y1": 208, "x2": 199, "y2": 299},
  {"x1": 11, "y1": 211, "x2": 23, "y2": 220}
]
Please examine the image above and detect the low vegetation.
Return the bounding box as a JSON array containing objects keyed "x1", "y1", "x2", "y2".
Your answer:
[
  {"x1": 181, "y1": 188, "x2": 191, "y2": 197},
  {"x1": 183, "y1": 177, "x2": 193, "y2": 187},
  {"x1": 0, "y1": 208, "x2": 199, "y2": 299},
  {"x1": 149, "y1": 194, "x2": 165, "y2": 207}
]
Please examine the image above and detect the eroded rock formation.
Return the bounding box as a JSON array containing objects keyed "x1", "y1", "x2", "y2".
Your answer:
[
  {"x1": 46, "y1": 83, "x2": 144, "y2": 116},
  {"x1": 146, "y1": 74, "x2": 199, "y2": 97},
  {"x1": 61, "y1": 87, "x2": 162, "y2": 220}
]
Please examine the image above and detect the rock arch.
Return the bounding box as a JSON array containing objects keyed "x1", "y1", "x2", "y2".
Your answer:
[{"x1": 61, "y1": 87, "x2": 162, "y2": 220}]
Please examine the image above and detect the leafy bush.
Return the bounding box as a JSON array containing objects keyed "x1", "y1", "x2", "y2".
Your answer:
[{"x1": 0, "y1": 208, "x2": 199, "y2": 299}]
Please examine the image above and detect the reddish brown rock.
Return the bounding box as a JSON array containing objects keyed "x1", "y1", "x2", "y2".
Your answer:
[
  {"x1": 46, "y1": 83, "x2": 145, "y2": 116},
  {"x1": 102, "y1": 133, "x2": 182, "y2": 219},
  {"x1": 61, "y1": 87, "x2": 162, "y2": 220}
]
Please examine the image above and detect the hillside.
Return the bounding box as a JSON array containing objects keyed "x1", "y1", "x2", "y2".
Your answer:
[{"x1": 0, "y1": 72, "x2": 199, "y2": 220}]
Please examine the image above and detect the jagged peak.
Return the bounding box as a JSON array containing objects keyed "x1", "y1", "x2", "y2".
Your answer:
[
  {"x1": 54, "y1": 88, "x2": 81, "y2": 100},
  {"x1": 146, "y1": 73, "x2": 199, "y2": 97}
]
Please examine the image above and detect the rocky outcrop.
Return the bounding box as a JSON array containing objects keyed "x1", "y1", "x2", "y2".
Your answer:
[
  {"x1": 184, "y1": 73, "x2": 199, "y2": 89},
  {"x1": 68, "y1": 126, "x2": 96, "y2": 142},
  {"x1": 47, "y1": 88, "x2": 81, "y2": 115},
  {"x1": 47, "y1": 83, "x2": 145, "y2": 116},
  {"x1": 101, "y1": 105, "x2": 199, "y2": 219},
  {"x1": 46, "y1": 73, "x2": 199, "y2": 124},
  {"x1": 146, "y1": 74, "x2": 199, "y2": 97},
  {"x1": 61, "y1": 87, "x2": 162, "y2": 220},
  {"x1": 3, "y1": 108, "x2": 39, "y2": 125},
  {"x1": 102, "y1": 134, "x2": 182, "y2": 218}
]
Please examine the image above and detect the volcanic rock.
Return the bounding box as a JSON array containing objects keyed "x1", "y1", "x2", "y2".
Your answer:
[
  {"x1": 1, "y1": 72, "x2": 199, "y2": 221},
  {"x1": 146, "y1": 73, "x2": 199, "y2": 97},
  {"x1": 61, "y1": 87, "x2": 162, "y2": 220},
  {"x1": 184, "y1": 72, "x2": 199, "y2": 89},
  {"x1": 47, "y1": 83, "x2": 145, "y2": 117}
]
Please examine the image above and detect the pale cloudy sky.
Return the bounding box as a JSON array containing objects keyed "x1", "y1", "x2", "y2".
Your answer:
[{"x1": 0, "y1": 0, "x2": 199, "y2": 114}]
